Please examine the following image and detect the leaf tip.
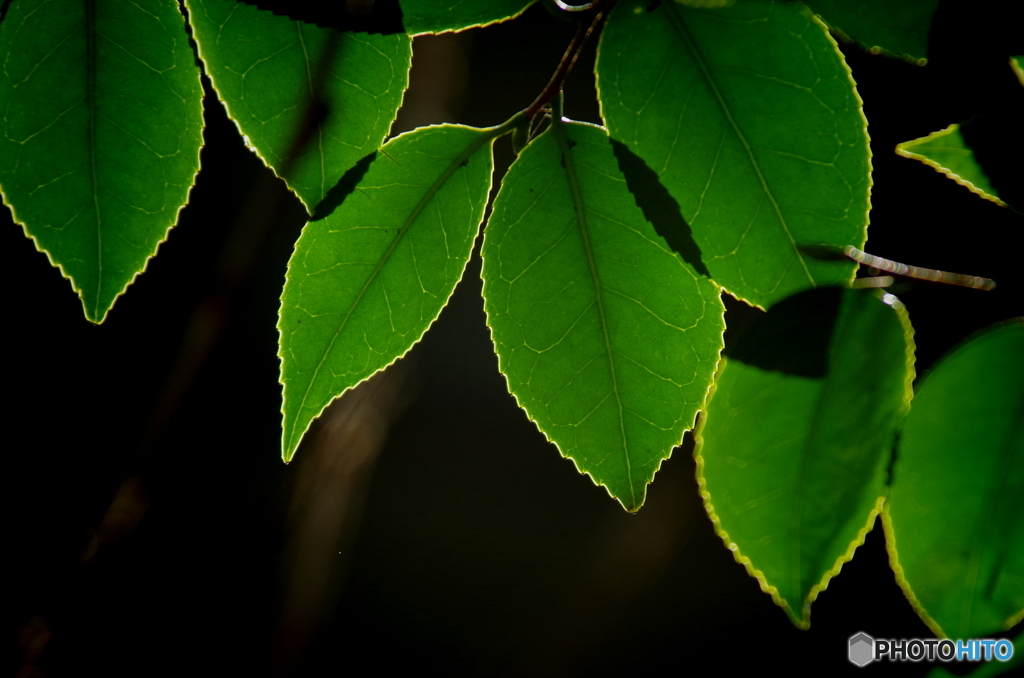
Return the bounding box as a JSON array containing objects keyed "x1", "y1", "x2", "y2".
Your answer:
[
  {"x1": 880, "y1": 503, "x2": 949, "y2": 639},
  {"x1": 692, "y1": 391, "x2": 804, "y2": 626}
]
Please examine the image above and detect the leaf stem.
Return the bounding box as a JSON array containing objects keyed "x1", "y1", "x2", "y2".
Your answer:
[{"x1": 524, "y1": 0, "x2": 617, "y2": 120}]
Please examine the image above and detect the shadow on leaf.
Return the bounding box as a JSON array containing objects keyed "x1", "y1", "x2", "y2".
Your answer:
[
  {"x1": 609, "y1": 139, "x2": 710, "y2": 278},
  {"x1": 239, "y1": 0, "x2": 406, "y2": 34},
  {"x1": 727, "y1": 287, "x2": 843, "y2": 379},
  {"x1": 310, "y1": 151, "x2": 377, "y2": 222}
]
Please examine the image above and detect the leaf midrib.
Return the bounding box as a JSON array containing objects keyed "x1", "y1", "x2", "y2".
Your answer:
[
  {"x1": 295, "y1": 23, "x2": 325, "y2": 205},
  {"x1": 661, "y1": 3, "x2": 814, "y2": 290},
  {"x1": 285, "y1": 128, "x2": 492, "y2": 458},
  {"x1": 85, "y1": 0, "x2": 103, "y2": 320},
  {"x1": 550, "y1": 120, "x2": 635, "y2": 509}
]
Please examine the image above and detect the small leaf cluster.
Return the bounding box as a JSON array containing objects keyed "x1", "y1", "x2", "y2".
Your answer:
[{"x1": 2, "y1": 0, "x2": 1021, "y2": 644}]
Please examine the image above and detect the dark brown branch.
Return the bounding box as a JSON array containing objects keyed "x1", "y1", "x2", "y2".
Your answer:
[{"x1": 524, "y1": 0, "x2": 617, "y2": 120}]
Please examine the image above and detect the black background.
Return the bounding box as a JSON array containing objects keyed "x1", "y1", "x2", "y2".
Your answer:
[{"x1": 7, "y1": 0, "x2": 1023, "y2": 676}]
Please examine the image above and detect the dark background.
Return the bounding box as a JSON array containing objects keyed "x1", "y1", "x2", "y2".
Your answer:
[{"x1": 7, "y1": 0, "x2": 1023, "y2": 676}]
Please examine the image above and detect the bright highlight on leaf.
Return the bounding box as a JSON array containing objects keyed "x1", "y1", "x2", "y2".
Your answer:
[
  {"x1": 596, "y1": 0, "x2": 870, "y2": 309},
  {"x1": 804, "y1": 0, "x2": 937, "y2": 62},
  {"x1": 885, "y1": 320, "x2": 1024, "y2": 640},
  {"x1": 400, "y1": 0, "x2": 537, "y2": 35},
  {"x1": 482, "y1": 119, "x2": 725, "y2": 512},
  {"x1": 187, "y1": 0, "x2": 411, "y2": 212},
  {"x1": 0, "y1": 0, "x2": 203, "y2": 323},
  {"x1": 279, "y1": 124, "x2": 498, "y2": 462},
  {"x1": 897, "y1": 124, "x2": 1007, "y2": 208},
  {"x1": 695, "y1": 287, "x2": 915, "y2": 627}
]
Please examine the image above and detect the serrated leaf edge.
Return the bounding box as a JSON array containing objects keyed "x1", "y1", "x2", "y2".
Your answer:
[
  {"x1": 693, "y1": 359, "x2": 887, "y2": 628},
  {"x1": 277, "y1": 122, "x2": 513, "y2": 462},
  {"x1": 481, "y1": 119, "x2": 727, "y2": 512},
  {"x1": 403, "y1": 0, "x2": 537, "y2": 36},
  {"x1": 1, "y1": 3, "x2": 205, "y2": 324},
  {"x1": 693, "y1": 288, "x2": 916, "y2": 628},
  {"x1": 594, "y1": 1, "x2": 873, "y2": 310},
  {"x1": 809, "y1": 11, "x2": 930, "y2": 65},
  {"x1": 881, "y1": 503, "x2": 949, "y2": 637},
  {"x1": 896, "y1": 124, "x2": 1007, "y2": 208},
  {"x1": 883, "y1": 318, "x2": 1024, "y2": 638},
  {"x1": 185, "y1": 0, "x2": 412, "y2": 214},
  {"x1": 485, "y1": 296, "x2": 726, "y2": 514}
]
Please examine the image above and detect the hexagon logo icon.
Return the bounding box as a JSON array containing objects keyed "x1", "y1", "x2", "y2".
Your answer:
[{"x1": 849, "y1": 632, "x2": 874, "y2": 667}]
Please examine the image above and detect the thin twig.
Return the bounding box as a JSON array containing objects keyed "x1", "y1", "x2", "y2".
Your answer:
[
  {"x1": 555, "y1": 1, "x2": 597, "y2": 10},
  {"x1": 845, "y1": 246, "x2": 996, "y2": 290},
  {"x1": 524, "y1": 0, "x2": 617, "y2": 120}
]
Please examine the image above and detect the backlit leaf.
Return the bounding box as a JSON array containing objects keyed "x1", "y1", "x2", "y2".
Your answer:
[
  {"x1": 897, "y1": 124, "x2": 1006, "y2": 208},
  {"x1": 187, "y1": 0, "x2": 411, "y2": 212},
  {"x1": 885, "y1": 320, "x2": 1024, "y2": 639},
  {"x1": 597, "y1": 0, "x2": 870, "y2": 309},
  {"x1": 400, "y1": 0, "x2": 536, "y2": 35},
  {"x1": 695, "y1": 287, "x2": 915, "y2": 626},
  {"x1": 926, "y1": 630, "x2": 1023, "y2": 677},
  {"x1": 804, "y1": 0, "x2": 937, "y2": 62},
  {"x1": 0, "y1": 0, "x2": 203, "y2": 322},
  {"x1": 279, "y1": 124, "x2": 496, "y2": 461},
  {"x1": 482, "y1": 118, "x2": 725, "y2": 511}
]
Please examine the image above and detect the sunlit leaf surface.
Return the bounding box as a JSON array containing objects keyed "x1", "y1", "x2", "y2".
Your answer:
[
  {"x1": 483, "y1": 119, "x2": 725, "y2": 511},
  {"x1": 597, "y1": 0, "x2": 870, "y2": 309},
  {"x1": 279, "y1": 125, "x2": 496, "y2": 461},
  {"x1": 886, "y1": 320, "x2": 1024, "y2": 639},
  {"x1": 0, "y1": 0, "x2": 203, "y2": 322},
  {"x1": 187, "y1": 0, "x2": 411, "y2": 212},
  {"x1": 695, "y1": 287, "x2": 915, "y2": 626}
]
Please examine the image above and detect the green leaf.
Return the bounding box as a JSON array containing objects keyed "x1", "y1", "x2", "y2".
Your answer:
[
  {"x1": 1013, "y1": 56, "x2": 1024, "y2": 87},
  {"x1": 694, "y1": 287, "x2": 915, "y2": 627},
  {"x1": 927, "y1": 630, "x2": 1023, "y2": 677},
  {"x1": 0, "y1": 0, "x2": 203, "y2": 323},
  {"x1": 804, "y1": 0, "x2": 937, "y2": 62},
  {"x1": 279, "y1": 124, "x2": 497, "y2": 461},
  {"x1": 596, "y1": 0, "x2": 870, "y2": 309},
  {"x1": 482, "y1": 118, "x2": 725, "y2": 512},
  {"x1": 897, "y1": 124, "x2": 1006, "y2": 208},
  {"x1": 186, "y1": 0, "x2": 411, "y2": 212},
  {"x1": 885, "y1": 320, "x2": 1024, "y2": 639},
  {"x1": 400, "y1": 0, "x2": 536, "y2": 35}
]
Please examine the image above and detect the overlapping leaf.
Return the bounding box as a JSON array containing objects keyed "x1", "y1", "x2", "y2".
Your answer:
[
  {"x1": 695, "y1": 287, "x2": 915, "y2": 626},
  {"x1": 885, "y1": 320, "x2": 1024, "y2": 639},
  {"x1": 482, "y1": 119, "x2": 725, "y2": 511},
  {"x1": 279, "y1": 125, "x2": 497, "y2": 461},
  {"x1": 804, "y1": 0, "x2": 937, "y2": 62},
  {"x1": 596, "y1": 0, "x2": 870, "y2": 309},
  {"x1": 0, "y1": 0, "x2": 203, "y2": 322},
  {"x1": 400, "y1": 0, "x2": 535, "y2": 35},
  {"x1": 187, "y1": 0, "x2": 411, "y2": 212},
  {"x1": 897, "y1": 124, "x2": 1006, "y2": 207}
]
